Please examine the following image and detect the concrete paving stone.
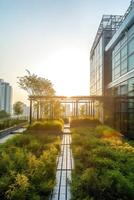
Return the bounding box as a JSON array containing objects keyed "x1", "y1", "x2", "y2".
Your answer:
[{"x1": 59, "y1": 193, "x2": 66, "y2": 200}]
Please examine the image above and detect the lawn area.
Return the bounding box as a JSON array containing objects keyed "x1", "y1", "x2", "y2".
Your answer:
[
  {"x1": 70, "y1": 119, "x2": 134, "y2": 200},
  {"x1": 0, "y1": 119, "x2": 63, "y2": 200}
]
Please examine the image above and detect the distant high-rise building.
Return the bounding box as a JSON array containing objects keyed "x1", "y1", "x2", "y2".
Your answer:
[{"x1": 0, "y1": 79, "x2": 12, "y2": 114}]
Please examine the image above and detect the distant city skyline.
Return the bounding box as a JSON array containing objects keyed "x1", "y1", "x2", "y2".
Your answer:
[{"x1": 0, "y1": 0, "x2": 130, "y2": 104}]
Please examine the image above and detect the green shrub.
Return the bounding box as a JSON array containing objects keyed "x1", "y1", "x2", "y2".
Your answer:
[
  {"x1": 96, "y1": 125, "x2": 122, "y2": 139},
  {"x1": 70, "y1": 118, "x2": 100, "y2": 128},
  {"x1": 0, "y1": 125, "x2": 61, "y2": 200},
  {"x1": 28, "y1": 120, "x2": 63, "y2": 133},
  {"x1": 0, "y1": 118, "x2": 27, "y2": 132},
  {"x1": 71, "y1": 125, "x2": 134, "y2": 200}
]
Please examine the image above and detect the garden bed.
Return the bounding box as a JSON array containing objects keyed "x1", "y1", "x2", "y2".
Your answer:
[
  {"x1": 71, "y1": 122, "x2": 134, "y2": 200},
  {"x1": 0, "y1": 120, "x2": 62, "y2": 200}
]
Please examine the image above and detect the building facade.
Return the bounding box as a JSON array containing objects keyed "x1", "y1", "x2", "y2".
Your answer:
[
  {"x1": 90, "y1": 0, "x2": 134, "y2": 138},
  {"x1": 90, "y1": 15, "x2": 123, "y2": 122},
  {"x1": 0, "y1": 79, "x2": 12, "y2": 114}
]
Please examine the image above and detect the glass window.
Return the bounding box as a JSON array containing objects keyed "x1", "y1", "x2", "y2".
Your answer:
[
  {"x1": 121, "y1": 102, "x2": 127, "y2": 112},
  {"x1": 120, "y1": 81, "x2": 127, "y2": 96},
  {"x1": 114, "y1": 53, "x2": 120, "y2": 63},
  {"x1": 112, "y1": 50, "x2": 115, "y2": 61},
  {"x1": 112, "y1": 71, "x2": 115, "y2": 81},
  {"x1": 120, "y1": 35, "x2": 127, "y2": 46},
  {"x1": 114, "y1": 42, "x2": 120, "y2": 53},
  {"x1": 128, "y1": 38, "x2": 134, "y2": 55},
  {"x1": 121, "y1": 59, "x2": 127, "y2": 75},
  {"x1": 113, "y1": 85, "x2": 120, "y2": 96},
  {"x1": 128, "y1": 54, "x2": 134, "y2": 71},
  {"x1": 121, "y1": 45, "x2": 127, "y2": 61},
  {"x1": 128, "y1": 113, "x2": 134, "y2": 127},
  {"x1": 114, "y1": 59, "x2": 120, "y2": 68},
  {"x1": 112, "y1": 59, "x2": 115, "y2": 70},
  {"x1": 114, "y1": 66, "x2": 120, "y2": 79},
  {"x1": 128, "y1": 24, "x2": 134, "y2": 37},
  {"x1": 128, "y1": 78, "x2": 134, "y2": 96},
  {"x1": 128, "y1": 101, "x2": 134, "y2": 109}
]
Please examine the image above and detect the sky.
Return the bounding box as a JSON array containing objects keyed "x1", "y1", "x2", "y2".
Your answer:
[{"x1": 0, "y1": 0, "x2": 131, "y2": 105}]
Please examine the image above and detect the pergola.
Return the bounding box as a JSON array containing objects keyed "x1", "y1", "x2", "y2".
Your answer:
[
  {"x1": 28, "y1": 95, "x2": 112, "y2": 124},
  {"x1": 28, "y1": 95, "x2": 134, "y2": 124}
]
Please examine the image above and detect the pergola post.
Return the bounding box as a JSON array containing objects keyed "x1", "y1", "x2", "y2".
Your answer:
[
  {"x1": 29, "y1": 98, "x2": 33, "y2": 124},
  {"x1": 88, "y1": 101, "x2": 91, "y2": 116},
  {"x1": 86, "y1": 102, "x2": 88, "y2": 116},
  {"x1": 76, "y1": 100, "x2": 78, "y2": 117},
  {"x1": 93, "y1": 101, "x2": 95, "y2": 118},
  {"x1": 90, "y1": 101, "x2": 93, "y2": 117},
  {"x1": 37, "y1": 101, "x2": 39, "y2": 120},
  {"x1": 72, "y1": 101, "x2": 75, "y2": 117}
]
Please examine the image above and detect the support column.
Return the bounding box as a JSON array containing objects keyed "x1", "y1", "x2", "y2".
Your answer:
[
  {"x1": 73, "y1": 102, "x2": 75, "y2": 117},
  {"x1": 64, "y1": 103, "x2": 66, "y2": 118},
  {"x1": 49, "y1": 102, "x2": 51, "y2": 119},
  {"x1": 86, "y1": 102, "x2": 88, "y2": 116},
  {"x1": 93, "y1": 101, "x2": 95, "y2": 118},
  {"x1": 29, "y1": 99, "x2": 32, "y2": 124},
  {"x1": 50, "y1": 102, "x2": 54, "y2": 119},
  {"x1": 91, "y1": 101, "x2": 93, "y2": 117},
  {"x1": 76, "y1": 100, "x2": 78, "y2": 117},
  {"x1": 52, "y1": 102, "x2": 54, "y2": 119},
  {"x1": 72, "y1": 102, "x2": 74, "y2": 117},
  {"x1": 37, "y1": 102, "x2": 39, "y2": 120},
  {"x1": 88, "y1": 101, "x2": 91, "y2": 116}
]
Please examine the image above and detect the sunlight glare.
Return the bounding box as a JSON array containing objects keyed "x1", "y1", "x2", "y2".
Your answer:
[{"x1": 35, "y1": 47, "x2": 89, "y2": 96}]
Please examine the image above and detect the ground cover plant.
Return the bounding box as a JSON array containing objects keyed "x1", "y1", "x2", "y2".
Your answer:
[
  {"x1": 70, "y1": 119, "x2": 134, "y2": 200},
  {"x1": 0, "y1": 120, "x2": 62, "y2": 200}
]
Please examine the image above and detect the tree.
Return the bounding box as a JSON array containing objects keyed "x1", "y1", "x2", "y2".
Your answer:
[
  {"x1": 53, "y1": 100, "x2": 63, "y2": 119},
  {"x1": 13, "y1": 101, "x2": 24, "y2": 117},
  {"x1": 17, "y1": 70, "x2": 55, "y2": 96}
]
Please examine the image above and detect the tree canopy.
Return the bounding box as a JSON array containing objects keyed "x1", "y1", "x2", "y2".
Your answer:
[
  {"x1": 17, "y1": 70, "x2": 55, "y2": 96},
  {"x1": 13, "y1": 101, "x2": 24, "y2": 116}
]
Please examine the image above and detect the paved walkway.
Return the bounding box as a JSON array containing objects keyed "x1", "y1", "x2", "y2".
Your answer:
[{"x1": 50, "y1": 124, "x2": 74, "y2": 200}]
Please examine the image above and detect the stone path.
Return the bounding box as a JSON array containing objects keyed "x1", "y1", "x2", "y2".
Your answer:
[{"x1": 50, "y1": 124, "x2": 74, "y2": 200}]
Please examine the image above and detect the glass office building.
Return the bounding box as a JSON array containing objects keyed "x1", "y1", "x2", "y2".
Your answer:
[
  {"x1": 90, "y1": 15, "x2": 123, "y2": 122},
  {"x1": 90, "y1": 0, "x2": 134, "y2": 138}
]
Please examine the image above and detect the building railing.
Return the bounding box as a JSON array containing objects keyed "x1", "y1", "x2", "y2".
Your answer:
[{"x1": 118, "y1": 0, "x2": 134, "y2": 27}]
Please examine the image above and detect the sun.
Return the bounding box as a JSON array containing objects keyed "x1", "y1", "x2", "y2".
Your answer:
[{"x1": 35, "y1": 47, "x2": 89, "y2": 96}]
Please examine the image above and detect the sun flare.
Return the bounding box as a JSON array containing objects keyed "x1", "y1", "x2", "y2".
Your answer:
[{"x1": 35, "y1": 48, "x2": 89, "y2": 96}]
